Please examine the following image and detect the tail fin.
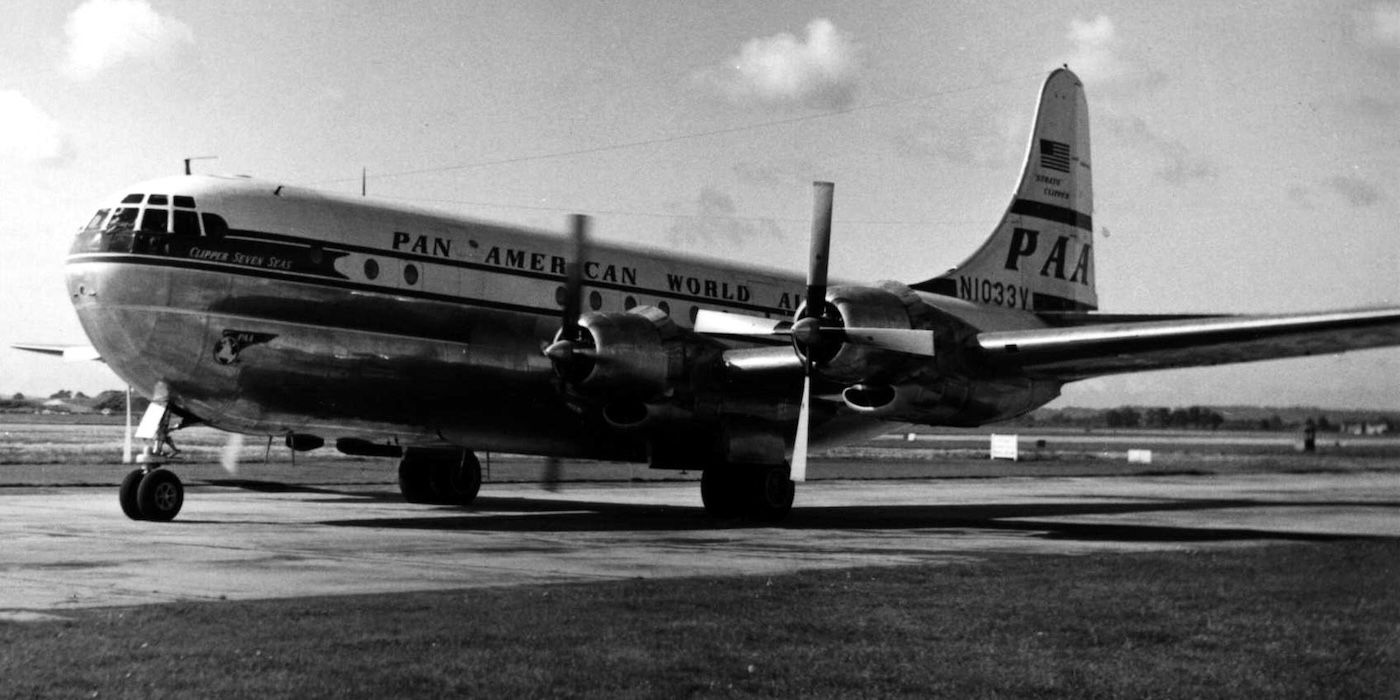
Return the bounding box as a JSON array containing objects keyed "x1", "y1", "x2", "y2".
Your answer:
[{"x1": 914, "y1": 68, "x2": 1096, "y2": 312}]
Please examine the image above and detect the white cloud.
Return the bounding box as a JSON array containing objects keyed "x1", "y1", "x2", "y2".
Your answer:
[
  {"x1": 698, "y1": 18, "x2": 860, "y2": 109},
  {"x1": 1106, "y1": 114, "x2": 1218, "y2": 185},
  {"x1": 1324, "y1": 175, "x2": 1384, "y2": 207},
  {"x1": 0, "y1": 91, "x2": 72, "y2": 164},
  {"x1": 1361, "y1": 3, "x2": 1400, "y2": 48},
  {"x1": 63, "y1": 0, "x2": 194, "y2": 79},
  {"x1": 667, "y1": 187, "x2": 781, "y2": 248},
  {"x1": 1061, "y1": 15, "x2": 1164, "y2": 92},
  {"x1": 1065, "y1": 15, "x2": 1121, "y2": 82}
]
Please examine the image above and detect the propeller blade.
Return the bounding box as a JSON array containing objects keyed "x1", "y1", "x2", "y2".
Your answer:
[
  {"x1": 220, "y1": 432, "x2": 245, "y2": 475},
  {"x1": 790, "y1": 374, "x2": 811, "y2": 482},
  {"x1": 840, "y1": 327, "x2": 936, "y2": 357},
  {"x1": 692, "y1": 309, "x2": 790, "y2": 337},
  {"x1": 804, "y1": 181, "x2": 834, "y2": 322},
  {"x1": 543, "y1": 456, "x2": 562, "y2": 492},
  {"x1": 559, "y1": 214, "x2": 591, "y2": 343}
]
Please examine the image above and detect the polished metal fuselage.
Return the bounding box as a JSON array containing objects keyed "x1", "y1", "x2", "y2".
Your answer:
[{"x1": 65, "y1": 175, "x2": 1060, "y2": 461}]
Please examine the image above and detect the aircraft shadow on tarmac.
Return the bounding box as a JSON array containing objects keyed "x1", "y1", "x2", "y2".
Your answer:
[
  {"x1": 194, "y1": 478, "x2": 1399, "y2": 544},
  {"x1": 298, "y1": 491, "x2": 1394, "y2": 544}
]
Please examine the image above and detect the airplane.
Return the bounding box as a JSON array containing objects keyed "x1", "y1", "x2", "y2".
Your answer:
[{"x1": 27, "y1": 67, "x2": 1400, "y2": 523}]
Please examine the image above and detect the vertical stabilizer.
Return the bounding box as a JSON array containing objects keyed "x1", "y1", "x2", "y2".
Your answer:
[{"x1": 914, "y1": 68, "x2": 1096, "y2": 311}]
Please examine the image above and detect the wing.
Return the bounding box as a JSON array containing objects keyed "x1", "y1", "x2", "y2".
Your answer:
[
  {"x1": 976, "y1": 307, "x2": 1400, "y2": 381},
  {"x1": 11, "y1": 344, "x2": 103, "y2": 362}
]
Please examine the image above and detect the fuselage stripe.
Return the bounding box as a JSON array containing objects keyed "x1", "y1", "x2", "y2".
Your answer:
[
  {"x1": 204, "y1": 228, "x2": 788, "y2": 315},
  {"x1": 66, "y1": 252, "x2": 797, "y2": 335}
]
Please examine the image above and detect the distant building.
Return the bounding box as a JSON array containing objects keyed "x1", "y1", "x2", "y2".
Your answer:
[{"x1": 1341, "y1": 420, "x2": 1393, "y2": 436}]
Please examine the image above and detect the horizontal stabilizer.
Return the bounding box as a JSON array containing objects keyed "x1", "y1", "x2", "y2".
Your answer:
[{"x1": 12, "y1": 344, "x2": 102, "y2": 362}]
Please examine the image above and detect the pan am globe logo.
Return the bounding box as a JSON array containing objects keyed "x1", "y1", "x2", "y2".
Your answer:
[{"x1": 213, "y1": 330, "x2": 278, "y2": 365}]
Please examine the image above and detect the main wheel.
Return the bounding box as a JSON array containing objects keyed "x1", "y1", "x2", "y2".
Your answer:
[
  {"x1": 398, "y1": 452, "x2": 438, "y2": 504},
  {"x1": 744, "y1": 464, "x2": 795, "y2": 522},
  {"x1": 135, "y1": 469, "x2": 184, "y2": 522},
  {"x1": 430, "y1": 451, "x2": 482, "y2": 506},
  {"x1": 119, "y1": 468, "x2": 145, "y2": 520},
  {"x1": 701, "y1": 468, "x2": 746, "y2": 518}
]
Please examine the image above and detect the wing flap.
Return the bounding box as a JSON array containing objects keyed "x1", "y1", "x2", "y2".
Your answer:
[{"x1": 978, "y1": 307, "x2": 1400, "y2": 380}]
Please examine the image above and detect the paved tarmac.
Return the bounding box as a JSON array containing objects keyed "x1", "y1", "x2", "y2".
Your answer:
[{"x1": 3, "y1": 471, "x2": 1399, "y2": 613}]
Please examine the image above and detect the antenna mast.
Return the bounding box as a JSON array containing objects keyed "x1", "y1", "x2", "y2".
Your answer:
[{"x1": 183, "y1": 155, "x2": 218, "y2": 175}]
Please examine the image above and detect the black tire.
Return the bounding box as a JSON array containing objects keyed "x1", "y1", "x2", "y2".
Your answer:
[
  {"x1": 744, "y1": 465, "x2": 794, "y2": 522},
  {"x1": 136, "y1": 469, "x2": 184, "y2": 522},
  {"x1": 119, "y1": 469, "x2": 146, "y2": 521},
  {"x1": 430, "y1": 451, "x2": 482, "y2": 506},
  {"x1": 398, "y1": 453, "x2": 438, "y2": 504},
  {"x1": 701, "y1": 468, "x2": 745, "y2": 518}
]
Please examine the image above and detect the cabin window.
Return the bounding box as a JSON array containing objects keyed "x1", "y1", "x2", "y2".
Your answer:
[
  {"x1": 172, "y1": 210, "x2": 200, "y2": 236},
  {"x1": 689, "y1": 306, "x2": 699, "y2": 324},
  {"x1": 657, "y1": 301, "x2": 670, "y2": 315},
  {"x1": 148, "y1": 194, "x2": 169, "y2": 206},
  {"x1": 555, "y1": 286, "x2": 567, "y2": 306},
  {"x1": 624, "y1": 295, "x2": 637, "y2": 310},
  {"x1": 201, "y1": 213, "x2": 229, "y2": 238},
  {"x1": 84, "y1": 209, "x2": 110, "y2": 231},
  {"x1": 404, "y1": 264, "x2": 419, "y2": 286},
  {"x1": 139, "y1": 209, "x2": 169, "y2": 233},
  {"x1": 364, "y1": 259, "x2": 379, "y2": 280},
  {"x1": 588, "y1": 291, "x2": 602, "y2": 311},
  {"x1": 173, "y1": 195, "x2": 196, "y2": 208},
  {"x1": 121, "y1": 193, "x2": 144, "y2": 204}
]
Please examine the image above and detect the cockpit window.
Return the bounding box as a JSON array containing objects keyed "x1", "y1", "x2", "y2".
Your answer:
[
  {"x1": 173, "y1": 210, "x2": 200, "y2": 236},
  {"x1": 173, "y1": 195, "x2": 196, "y2": 208},
  {"x1": 84, "y1": 209, "x2": 110, "y2": 231},
  {"x1": 139, "y1": 209, "x2": 169, "y2": 233},
  {"x1": 148, "y1": 194, "x2": 168, "y2": 206},
  {"x1": 107, "y1": 207, "x2": 139, "y2": 232},
  {"x1": 201, "y1": 212, "x2": 229, "y2": 238},
  {"x1": 120, "y1": 194, "x2": 144, "y2": 204}
]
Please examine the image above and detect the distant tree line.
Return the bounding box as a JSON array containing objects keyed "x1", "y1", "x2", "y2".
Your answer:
[{"x1": 1017, "y1": 406, "x2": 1375, "y2": 432}]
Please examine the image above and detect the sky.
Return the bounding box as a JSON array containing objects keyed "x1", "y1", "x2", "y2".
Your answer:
[{"x1": 1, "y1": 0, "x2": 1397, "y2": 409}]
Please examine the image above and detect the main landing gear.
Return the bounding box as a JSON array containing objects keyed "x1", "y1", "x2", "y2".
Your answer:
[
  {"x1": 119, "y1": 467, "x2": 184, "y2": 521},
  {"x1": 397, "y1": 448, "x2": 482, "y2": 506},
  {"x1": 700, "y1": 464, "x2": 795, "y2": 522}
]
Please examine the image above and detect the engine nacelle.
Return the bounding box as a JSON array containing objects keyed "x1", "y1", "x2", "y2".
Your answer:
[
  {"x1": 842, "y1": 377, "x2": 1063, "y2": 426},
  {"x1": 800, "y1": 281, "x2": 927, "y2": 385},
  {"x1": 565, "y1": 307, "x2": 683, "y2": 400}
]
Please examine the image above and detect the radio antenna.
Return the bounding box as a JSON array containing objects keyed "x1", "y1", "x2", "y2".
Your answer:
[{"x1": 183, "y1": 155, "x2": 218, "y2": 175}]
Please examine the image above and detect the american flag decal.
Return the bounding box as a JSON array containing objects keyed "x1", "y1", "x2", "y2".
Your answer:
[{"x1": 1040, "y1": 139, "x2": 1071, "y2": 173}]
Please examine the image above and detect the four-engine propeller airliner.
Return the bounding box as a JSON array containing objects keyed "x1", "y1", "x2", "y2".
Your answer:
[{"x1": 34, "y1": 68, "x2": 1400, "y2": 522}]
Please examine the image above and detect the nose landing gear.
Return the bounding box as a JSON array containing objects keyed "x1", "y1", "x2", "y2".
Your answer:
[{"x1": 119, "y1": 401, "x2": 186, "y2": 521}]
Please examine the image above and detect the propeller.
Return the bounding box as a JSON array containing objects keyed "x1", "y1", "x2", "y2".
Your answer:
[
  {"x1": 540, "y1": 214, "x2": 595, "y2": 490},
  {"x1": 219, "y1": 432, "x2": 245, "y2": 475},
  {"x1": 787, "y1": 181, "x2": 837, "y2": 482},
  {"x1": 543, "y1": 456, "x2": 563, "y2": 492},
  {"x1": 691, "y1": 182, "x2": 936, "y2": 481},
  {"x1": 692, "y1": 181, "x2": 933, "y2": 358},
  {"x1": 542, "y1": 214, "x2": 594, "y2": 376}
]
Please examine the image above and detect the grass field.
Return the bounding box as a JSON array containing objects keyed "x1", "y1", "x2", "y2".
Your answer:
[
  {"x1": 4, "y1": 421, "x2": 1399, "y2": 697},
  {"x1": 2, "y1": 542, "x2": 1397, "y2": 698}
]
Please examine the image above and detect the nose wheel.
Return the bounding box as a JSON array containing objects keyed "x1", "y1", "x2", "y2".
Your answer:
[{"x1": 119, "y1": 467, "x2": 185, "y2": 521}]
